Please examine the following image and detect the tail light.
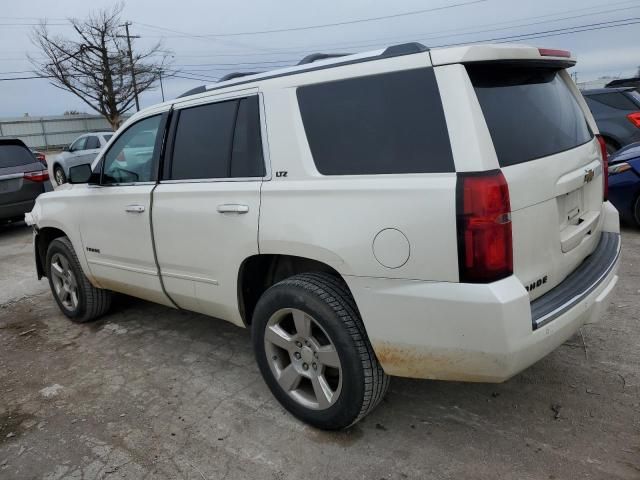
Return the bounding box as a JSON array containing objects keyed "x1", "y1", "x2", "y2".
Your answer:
[
  {"x1": 627, "y1": 112, "x2": 640, "y2": 128},
  {"x1": 34, "y1": 152, "x2": 47, "y2": 167},
  {"x1": 596, "y1": 135, "x2": 608, "y2": 201},
  {"x1": 24, "y1": 170, "x2": 49, "y2": 182},
  {"x1": 456, "y1": 170, "x2": 513, "y2": 283}
]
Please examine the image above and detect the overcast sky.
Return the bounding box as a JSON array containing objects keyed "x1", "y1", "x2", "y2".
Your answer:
[{"x1": 0, "y1": 0, "x2": 638, "y2": 118}]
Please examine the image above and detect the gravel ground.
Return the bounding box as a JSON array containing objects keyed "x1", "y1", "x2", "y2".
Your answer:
[{"x1": 0, "y1": 223, "x2": 638, "y2": 480}]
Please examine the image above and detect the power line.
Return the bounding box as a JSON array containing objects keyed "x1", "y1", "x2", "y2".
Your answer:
[{"x1": 134, "y1": 0, "x2": 488, "y2": 38}]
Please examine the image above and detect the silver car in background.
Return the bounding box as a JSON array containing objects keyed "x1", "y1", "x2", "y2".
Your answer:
[{"x1": 50, "y1": 132, "x2": 113, "y2": 185}]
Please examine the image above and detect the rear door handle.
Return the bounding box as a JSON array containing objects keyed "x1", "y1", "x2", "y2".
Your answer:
[
  {"x1": 217, "y1": 204, "x2": 249, "y2": 214},
  {"x1": 125, "y1": 205, "x2": 145, "y2": 213}
]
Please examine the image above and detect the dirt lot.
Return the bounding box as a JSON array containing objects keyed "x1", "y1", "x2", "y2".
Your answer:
[{"x1": 0, "y1": 223, "x2": 638, "y2": 480}]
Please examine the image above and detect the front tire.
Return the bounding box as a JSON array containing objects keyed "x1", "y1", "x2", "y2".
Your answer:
[
  {"x1": 46, "y1": 237, "x2": 111, "y2": 322},
  {"x1": 252, "y1": 272, "x2": 389, "y2": 430},
  {"x1": 54, "y1": 165, "x2": 66, "y2": 185}
]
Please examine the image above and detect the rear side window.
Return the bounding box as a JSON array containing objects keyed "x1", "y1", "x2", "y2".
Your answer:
[
  {"x1": 169, "y1": 96, "x2": 264, "y2": 180},
  {"x1": 0, "y1": 144, "x2": 36, "y2": 168},
  {"x1": 297, "y1": 68, "x2": 454, "y2": 175},
  {"x1": 587, "y1": 92, "x2": 638, "y2": 110},
  {"x1": 468, "y1": 66, "x2": 593, "y2": 167}
]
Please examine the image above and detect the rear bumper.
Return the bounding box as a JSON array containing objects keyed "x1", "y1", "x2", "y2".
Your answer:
[
  {"x1": 0, "y1": 198, "x2": 36, "y2": 221},
  {"x1": 347, "y1": 231, "x2": 621, "y2": 383}
]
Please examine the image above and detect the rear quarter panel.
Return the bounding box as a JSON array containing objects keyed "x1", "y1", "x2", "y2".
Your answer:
[{"x1": 258, "y1": 55, "x2": 459, "y2": 282}]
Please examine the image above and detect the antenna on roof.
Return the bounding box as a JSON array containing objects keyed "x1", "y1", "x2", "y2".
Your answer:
[
  {"x1": 297, "y1": 53, "x2": 350, "y2": 65},
  {"x1": 218, "y1": 72, "x2": 262, "y2": 82}
]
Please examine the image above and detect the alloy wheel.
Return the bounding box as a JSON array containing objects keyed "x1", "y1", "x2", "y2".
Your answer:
[
  {"x1": 50, "y1": 253, "x2": 79, "y2": 311},
  {"x1": 264, "y1": 308, "x2": 342, "y2": 410}
]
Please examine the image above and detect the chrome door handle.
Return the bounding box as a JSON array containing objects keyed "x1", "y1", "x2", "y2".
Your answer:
[
  {"x1": 125, "y1": 205, "x2": 145, "y2": 213},
  {"x1": 217, "y1": 204, "x2": 249, "y2": 214}
]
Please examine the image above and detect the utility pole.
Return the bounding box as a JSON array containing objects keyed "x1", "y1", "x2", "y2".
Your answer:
[
  {"x1": 159, "y1": 68, "x2": 165, "y2": 102},
  {"x1": 118, "y1": 22, "x2": 141, "y2": 111}
]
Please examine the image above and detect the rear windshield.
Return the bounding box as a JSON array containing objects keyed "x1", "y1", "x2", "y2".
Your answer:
[
  {"x1": 586, "y1": 91, "x2": 639, "y2": 110},
  {"x1": 0, "y1": 144, "x2": 37, "y2": 168},
  {"x1": 467, "y1": 65, "x2": 593, "y2": 167}
]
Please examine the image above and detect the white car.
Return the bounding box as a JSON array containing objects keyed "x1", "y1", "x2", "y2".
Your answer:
[
  {"x1": 26, "y1": 43, "x2": 621, "y2": 430},
  {"x1": 50, "y1": 132, "x2": 113, "y2": 185}
]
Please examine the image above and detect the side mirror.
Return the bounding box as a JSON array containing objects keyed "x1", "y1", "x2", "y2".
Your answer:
[
  {"x1": 64, "y1": 145, "x2": 71, "y2": 152},
  {"x1": 68, "y1": 163, "x2": 99, "y2": 184}
]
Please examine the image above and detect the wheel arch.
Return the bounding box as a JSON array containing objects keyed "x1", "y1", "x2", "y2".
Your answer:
[
  {"x1": 34, "y1": 226, "x2": 67, "y2": 279},
  {"x1": 237, "y1": 254, "x2": 355, "y2": 326}
]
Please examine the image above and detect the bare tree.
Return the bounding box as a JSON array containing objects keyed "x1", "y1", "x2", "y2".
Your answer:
[{"x1": 30, "y1": 4, "x2": 170, "y2": 130}]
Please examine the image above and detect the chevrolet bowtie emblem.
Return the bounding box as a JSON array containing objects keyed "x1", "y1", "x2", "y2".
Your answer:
[{"x1": 584, "y1": 168, "x2": 595, "y2": 184}]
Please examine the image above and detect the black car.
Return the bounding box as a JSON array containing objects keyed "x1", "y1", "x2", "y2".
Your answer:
[
  {"x1": 0, "y1": 139, "x2": 50, "y2": 224},
  {"x1": 582, "y1": 87, "x2": 640, "y2": 153}
]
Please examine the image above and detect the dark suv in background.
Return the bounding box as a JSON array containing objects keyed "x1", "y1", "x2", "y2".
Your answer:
[
  {"x1": 582, "y1": 87, "x2": 640, "y2": 153},
  {"x1": 0, "y1": 139, "x2": 50, "y2": 224}
]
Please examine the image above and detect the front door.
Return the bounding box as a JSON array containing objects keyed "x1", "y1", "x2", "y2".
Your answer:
[
  {"x1": 152, "y1": 93, "x2": 266, "y2": 325},
  {"x1": 80, "y1": 113, "x2": 172, "y2": 306}
]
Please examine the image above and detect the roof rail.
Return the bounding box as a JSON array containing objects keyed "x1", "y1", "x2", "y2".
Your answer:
[
  {"x1": 297, "y1": 52, "x2": 350, "y2": 65},
  {"x1": 218, "y1": 71, "x2": 262, "y2": 82},
  {"x1": 178, "y1": 85, "x2": 207, "y2": 98},
  {"x1": 381, "y1": 42, "x2": 429, "y2": 57},
  {"x1": 177, "y1": 42, "x2": 431, "y2": 99}
]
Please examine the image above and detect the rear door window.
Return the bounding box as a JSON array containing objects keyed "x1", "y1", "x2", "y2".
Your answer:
[
  {"x1": 297, "y1": 68, "x2": 454, "y2": 175},
  {"x1": 0, "y1": 144, "x2": 36, "y2": 168},
  {"x1": 167, "y1": 95, "x2": 265, "y2": 180},
  {"x1": 467, "y1": 65, "x2": 593, "y2": 167},
  {"x1": 85, "y1": 136, "x2": 100, "y2": 149}
]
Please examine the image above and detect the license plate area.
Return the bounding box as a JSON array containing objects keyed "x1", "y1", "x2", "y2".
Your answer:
[
  {"x1": 559, "y1": 187, "x2": 584, "y2": 230},
  {"x1": 0, "y1": 177, "x2": 22, "y2": 194}
]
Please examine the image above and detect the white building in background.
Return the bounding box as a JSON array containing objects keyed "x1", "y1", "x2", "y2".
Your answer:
[{"x1": 576, "y1": 76, "x2": 620, "y2": 91}]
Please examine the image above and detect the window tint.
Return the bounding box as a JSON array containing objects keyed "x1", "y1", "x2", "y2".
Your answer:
[
  {"x1": 170, "y1": 100, "x2": 237, "y2": 180},
  {"x1": 102, "y1": 115, "x2": 162, "y2": 184},
  {"x1": 70, "y1": 137, "x2": 86, "y2": 152},
  {"x1": 468, "y1": 66, "x2": 592, "y2": 167},
  {"x1": 0, "y1": 144, "x2": 37, "y2": 168},
  {"x1": 231, "y1": 97, "x2": 265, "y2": 177},
  {"x1": 85, "y1": 136, "x2": 100, "y2": 149},
  {"x1": 168, "y1": 96, "x2": 265, "y2": 180},
  {"x1": 103, "y1": 134, "x2": 113, "y2": 142},
  {"x1": 297, "y1": 68, "x2": 454, "y2": 175},
  {"x1": 588, "y1": 92, "x2": 638, "y2": 110}
]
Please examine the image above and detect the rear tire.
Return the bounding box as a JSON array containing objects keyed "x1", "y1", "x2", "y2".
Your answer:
[
  {"x1": 54, "y1": 165, "x2": 66, "y2": 185},
  {"x1": 633, "y1": 195, "x2": 640, "y2": 228},
  {"x1": 45, "y1": 237, "x2": 111, "y2": 322},
  {"x1": 252, "y1": 272, "x2": 389, "y2": 430}
]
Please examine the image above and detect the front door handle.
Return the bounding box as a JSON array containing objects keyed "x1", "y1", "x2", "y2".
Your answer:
[
  {"x1": 217, "y1": 204, "x2": 249, "y2": 214},
  {"x1": 125, "y1": 205, "x2": 145, "y2": 213}
]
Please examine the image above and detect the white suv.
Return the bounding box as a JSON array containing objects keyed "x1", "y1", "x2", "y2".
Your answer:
[{"x1": 26, "y1": 43, "x2": 621, "y2": 430}]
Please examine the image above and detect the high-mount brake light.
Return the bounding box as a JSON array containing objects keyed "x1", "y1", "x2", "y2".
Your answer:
[
  {"x1": 538, "y1": 48, "x2": 571, "y2": 58},
  {"x1": 456, "y1": 170, "x2": 513, "y2": 283}
]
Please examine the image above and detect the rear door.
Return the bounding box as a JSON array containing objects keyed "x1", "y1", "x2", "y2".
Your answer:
[
  {"x1": 465, "y1": 63, "x2": 604, "y2": 299},
  {"x1": 152, "y1": 93, "x2": 265, "y2": 326}
]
